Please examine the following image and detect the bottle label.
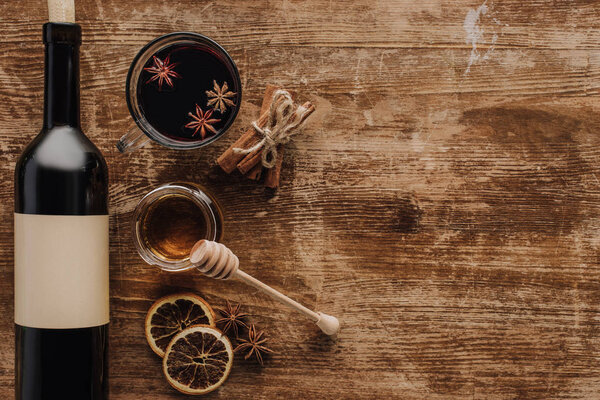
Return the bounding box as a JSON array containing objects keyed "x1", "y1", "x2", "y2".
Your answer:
[{"x1": 14, "y1": 213, "x2": 109, "y2": 329}]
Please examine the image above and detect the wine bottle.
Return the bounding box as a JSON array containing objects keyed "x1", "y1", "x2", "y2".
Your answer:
[{"x1": 14, "y1": 23, "x2": 109, "y2": 399}]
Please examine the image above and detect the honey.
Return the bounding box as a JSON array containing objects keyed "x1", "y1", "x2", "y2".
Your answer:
[{"x1": 141, "y1": 194, "x2": 208, "y2": 261}]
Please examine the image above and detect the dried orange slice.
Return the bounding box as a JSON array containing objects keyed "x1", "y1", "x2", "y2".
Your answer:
[
  {"x1": 145, "y1": 293, "x2": 216, "y2": 357},
  {"x1": 163, "y1": 325, "x2": 233, "y2": 395}
]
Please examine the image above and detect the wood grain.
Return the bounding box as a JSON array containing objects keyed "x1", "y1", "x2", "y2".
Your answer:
[{"x1": 1, "y1": 0, "x2": 600, "y2": 399}]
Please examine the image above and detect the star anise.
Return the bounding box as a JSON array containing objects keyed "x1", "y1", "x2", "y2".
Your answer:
[
  {"x1": 234, "y1": 324, "x2": 274, "y2": 366},
  {"x1": 184, "y1": 104, "x2": 221, "y2": 139},
  {"x1": 206, "y1": 80, "x2": 237, "y2": 113},
  {"x1": 143, "y1": 55, "x2": 181, "y2": 90},
  {"x1": 216, "y1": 300, "x2": 249, "y2": 338}
]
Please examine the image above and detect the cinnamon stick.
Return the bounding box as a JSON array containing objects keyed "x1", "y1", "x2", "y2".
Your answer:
[
  {"x1": 241, "y1": 84, "x2": 285, "y2": 180},
  {"x1": 217, "y1": 84, "x2": 280, "y2": 173},
  {"x1": 236, "y1": 101, "x2": 315, "y2": 175},
  {"x1": 246, "y1": 163, "x2": 263, "y2": 181},
  {"x1": 259, "y1": 88, "x2": 295, "y2": 186},
  {"x1": 265, "y1": 101, "x2": 314, "y2": 188},
  {"x1": 237, "y1": 145, "x2": 265, "y2": 175},
  {"x1": 260, "y1": 85, "x2": 280, "y2": 116},
  {"x1": 264, "y1": 146, "x2": 284, "y2": 188}
]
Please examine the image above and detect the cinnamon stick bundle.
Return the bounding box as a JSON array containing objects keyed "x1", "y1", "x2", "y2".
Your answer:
[{"x1": 217, "y1": 85, "x2": 314, "y2": 188}]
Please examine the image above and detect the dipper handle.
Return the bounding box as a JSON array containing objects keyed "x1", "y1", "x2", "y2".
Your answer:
[{"x1": 190, "y1": 240, "x2": 340, "y2": 336}]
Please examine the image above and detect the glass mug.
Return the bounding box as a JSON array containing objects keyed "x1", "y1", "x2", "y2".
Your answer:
[
  {"x1": 117, "y1": 32, "x2": 242, "y2": 153},
  {"x1": 132, "y1": 182, "x2": 224, "y2": 271}
]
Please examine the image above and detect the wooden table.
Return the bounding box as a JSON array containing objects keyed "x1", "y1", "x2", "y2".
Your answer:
[{"x1": 2, "y1": 0, "x2": 600, "y2": 398}]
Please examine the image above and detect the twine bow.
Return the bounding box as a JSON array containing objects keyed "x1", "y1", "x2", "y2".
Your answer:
[{"x1": 234, "y1": 90, "x2": 312, "y2": 169}]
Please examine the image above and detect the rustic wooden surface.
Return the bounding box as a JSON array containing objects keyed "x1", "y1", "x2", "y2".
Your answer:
[{"x1": 1, "y1": 0, "x2": 600, "y2": 398}]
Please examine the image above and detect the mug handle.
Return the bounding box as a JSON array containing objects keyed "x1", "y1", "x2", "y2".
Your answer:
[{"x1": 116, "y1": 125, "x2": 151, "y2": 153}]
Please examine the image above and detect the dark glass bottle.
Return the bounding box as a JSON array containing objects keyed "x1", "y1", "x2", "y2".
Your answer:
[{"x1": 14, "y1": 23, "x2": 109, "y2": 400}]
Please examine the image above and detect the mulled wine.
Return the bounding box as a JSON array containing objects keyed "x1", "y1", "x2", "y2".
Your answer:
[{"x1": 136, "y1": 42, "x2": 241, "y2": 143}]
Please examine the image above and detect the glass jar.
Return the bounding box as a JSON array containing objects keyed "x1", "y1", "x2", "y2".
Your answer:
[{"x1": 132, "y1": 182, "x2": 224, "y2": 271}]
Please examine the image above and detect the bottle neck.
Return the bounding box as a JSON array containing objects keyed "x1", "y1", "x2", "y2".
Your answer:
[{"x1": 43, "y1": 25, "x2": 81, "y2": 129}]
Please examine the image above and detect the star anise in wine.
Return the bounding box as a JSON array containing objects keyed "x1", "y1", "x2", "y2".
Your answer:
[
  {"x1": 184, "y1": 104, "x2": 221, "y2": 139},
  {"x1": 234, "y1": 324, "x2": 274, "y2": 366},
  {"x1": 216, "y1": 300, "x2": 249, "y2": 338},
  {"x1": 206, "y1": 80, "x2": 237, "y2": 113},
  {"x1": 143, "y1": 55, "x2": 181, "y2": 90}
]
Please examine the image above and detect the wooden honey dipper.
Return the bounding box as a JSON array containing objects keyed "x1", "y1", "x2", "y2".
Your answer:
[{"x1": 190, "y1": 240, "x2": 340, "y2": 335}]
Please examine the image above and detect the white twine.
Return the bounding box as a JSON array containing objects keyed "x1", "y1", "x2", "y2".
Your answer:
[{"x1": 234, "y1": 90, "x2": 311, "y2": 169}]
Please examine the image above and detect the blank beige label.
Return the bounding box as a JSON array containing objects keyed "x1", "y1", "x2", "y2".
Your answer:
[{"x1": 14, "y1": 213, "x2": 109, "y2": 329}]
